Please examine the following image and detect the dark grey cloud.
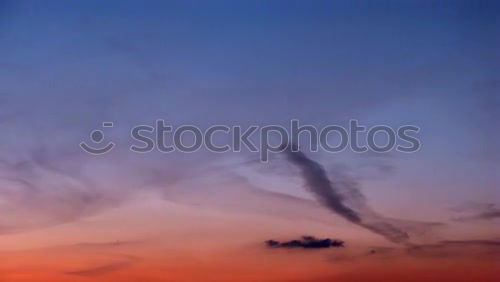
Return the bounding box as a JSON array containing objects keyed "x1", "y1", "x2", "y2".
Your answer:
[
  {"x1": 280, "y1": 144, "x2": 411, "y2": 244},
  {"x1": 266, "y1": 236, "x2": 344, "y2": 249}
]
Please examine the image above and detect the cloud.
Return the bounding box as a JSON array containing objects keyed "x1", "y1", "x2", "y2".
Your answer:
[
  {"x1": 69, "y1": 240, "x2": 142, "y2": 249},
  {"x1": 406, "y1": 239, "x2": 500, "y2": 258},
  {"x1": 452, "y1": 203, "x2": 500, "y2": 221},
  {"x1": 0, "y1": 146, "x2": 127, "y2": 234},
  {"x1": 330, "y1": 239, "x2": 500, "y2": 262},
  {"x1": 279, "y1": 144, "x2": 410, "y2": 244},
  {"x1": 266, "y1": 236, "x2": 344, "y2": 249},
  {"x1": 65, "y1": 261, "x2": 132, "y2": 277},
  {"x1": 63, "y1": 247, "x2": 140, "y2": 277},
  {"x1": 455, "y1": 210, "x2": 500, "y2": 221}
]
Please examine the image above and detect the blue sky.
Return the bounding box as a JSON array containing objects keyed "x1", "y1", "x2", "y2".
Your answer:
[
  {"x1": 0, "y1": 1, "x2": 499, "y2": 281},
  {"x1": 0, "y1": 0, "x2": 498, "y2": 245}
]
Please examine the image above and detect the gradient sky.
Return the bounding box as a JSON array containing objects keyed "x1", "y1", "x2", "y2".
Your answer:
[{"x1": 0, "y1": 1, "x2": 499, "y2": 281}]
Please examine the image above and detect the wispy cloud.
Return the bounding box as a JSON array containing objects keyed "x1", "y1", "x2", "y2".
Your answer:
[
  {"x1": 65, "y1": 261, "x2": 133, "y2": 277},
  {"x1": 407, "y1": 239, "x2": 500, "y2": 258},
  {"x1": 280, "y1": 144, "x2": 411, "y2": 244},
  {"x1": 452, "y1": 202, "x2": 500, "y2": 222},
  {"x1": 0, "y1": 145, "x2": 126, "y2": 234}
]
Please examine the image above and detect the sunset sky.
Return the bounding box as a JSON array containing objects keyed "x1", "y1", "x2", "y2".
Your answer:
[{"x1": 0, "y1": 1, "x2": 499, "y2": 281}]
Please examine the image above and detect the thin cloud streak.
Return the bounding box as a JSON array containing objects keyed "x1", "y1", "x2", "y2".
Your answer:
[{"x1": 65, "y1": 261, "x2": 133, "y2": 277}]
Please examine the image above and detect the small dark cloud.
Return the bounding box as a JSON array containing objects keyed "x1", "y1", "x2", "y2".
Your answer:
[{"x1": 265, "y1": 236, "x2": 344, "y2": 249}]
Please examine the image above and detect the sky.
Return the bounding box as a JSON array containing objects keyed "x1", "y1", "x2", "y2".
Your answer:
[{"x1": 0, "y1": 1, "x2": 499, "y2": 281}]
